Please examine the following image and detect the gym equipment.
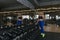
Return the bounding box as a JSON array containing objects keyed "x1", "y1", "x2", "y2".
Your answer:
[{"x1": 0, "y1": 19, "x2": 44, "y2": 40}]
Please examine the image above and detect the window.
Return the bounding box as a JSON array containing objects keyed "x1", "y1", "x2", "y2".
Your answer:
[
  {"x1": 7, "y1": 17, "x2": 13, "y2": 20},
  {"x1": 22, "y1": 15, "x2": 29, "y2": 19},
  {"x1": 56, "y1": 15, "x2": 60, "y2": 20},
  {"x1": 45, "y1": 14, "x2": 50, "y2": 19},
  {"x1": 34, "y1": 15, "x2": 39, "y2": 19}
]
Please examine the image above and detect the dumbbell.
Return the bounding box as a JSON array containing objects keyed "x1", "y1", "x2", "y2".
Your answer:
[
  {"x1": 0, "y1": 35, "x2": 5, "y2": 40},
  {"x1": 7, "y1": 29, "x2": 17, "y2": 38},
  {"x1": 0, "y1": 31, "x2": 10, "y2": 40},
  {"x1": 2, "y1": 33, "x2": 11, "y2": 40},
  {"x1": 13, "y1": 33, "x2": 26, "y2": 40}
]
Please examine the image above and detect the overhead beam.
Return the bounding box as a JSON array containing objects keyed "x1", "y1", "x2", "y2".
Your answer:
[
  {"x1": 17, "y1": 0, "x2": 35, "y2": 10},
  {"x1": 1, "y1": 7, "x2": 60, "y2": 13},
  {"x1": 34, "y1": 0, "x2": 39, "y2": 6}
]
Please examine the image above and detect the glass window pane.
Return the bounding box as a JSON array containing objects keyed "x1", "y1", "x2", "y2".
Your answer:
[
  {"x1": 22, "y1": 15, "x2": 29, "y2": 19},
  {"x1": 45, "y1": 14, "x2": 50, "y2": 19}
]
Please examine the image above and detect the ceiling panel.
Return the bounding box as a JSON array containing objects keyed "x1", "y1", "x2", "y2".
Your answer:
[{"x1": 0, "y1": 0, "x2": 60, "y2": 11}]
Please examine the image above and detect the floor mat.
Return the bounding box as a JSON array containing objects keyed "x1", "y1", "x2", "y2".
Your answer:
[{"x1": 45, "y1": 32, "x2": 60, "y2": 40}]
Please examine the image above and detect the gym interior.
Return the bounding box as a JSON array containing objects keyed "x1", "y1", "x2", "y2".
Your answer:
[{"x1": 0, "y1": 0, "x2": 60, "y2": 40}]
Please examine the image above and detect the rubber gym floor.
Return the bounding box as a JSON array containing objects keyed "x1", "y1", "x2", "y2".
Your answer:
[{"x1": 40, "y1": 32, "x2": 60, "y2": 40}]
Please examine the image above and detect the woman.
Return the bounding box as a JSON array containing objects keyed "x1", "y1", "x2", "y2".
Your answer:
[
  {"x1": 38, "y1": 16, "x2": 45, "y2": 38},
  {"x1": 16, "y1": 17, "x2": 22, "y2": 26}
]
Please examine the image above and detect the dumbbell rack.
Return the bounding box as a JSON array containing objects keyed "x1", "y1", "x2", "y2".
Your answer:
[{"x1": 0, "y1": 24, "x2": 41, "y2": 40}]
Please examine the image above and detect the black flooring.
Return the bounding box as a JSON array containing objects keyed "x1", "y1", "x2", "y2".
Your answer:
[{"x1": 42, "y1": 32, "x2": 60, "y2": 40}]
